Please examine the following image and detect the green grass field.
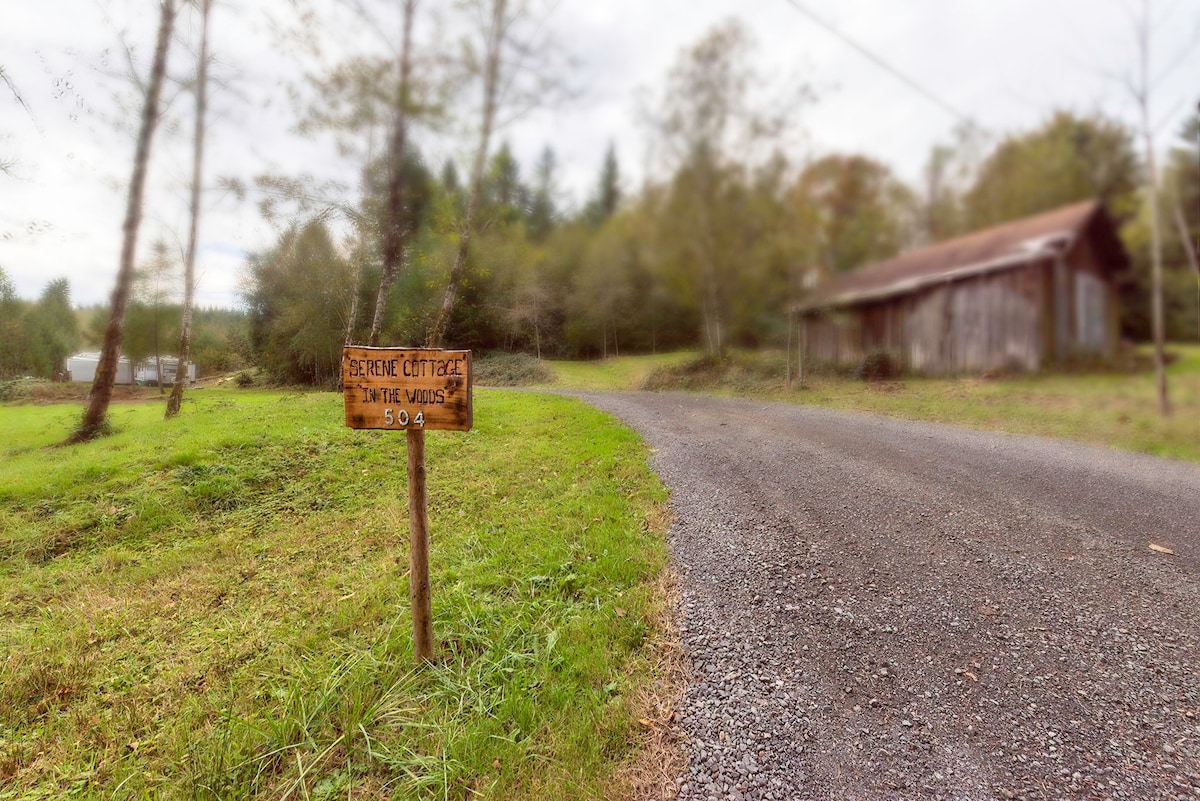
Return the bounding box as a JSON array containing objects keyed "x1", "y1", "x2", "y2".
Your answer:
[
  {"x1": 4, "y1": 344, "x2": 1194, "y2": 796},
  {"x1": 790, "y1": 346, "x2": 1200, "y2": 461},
  {"x1": 547, "y1": 345, "x2": 1200, "y2": 462},
  {"x1": 544, "y1": 353, "x2": 695, "y2": 392},
  {"x1": 0, "y1": 390, "x2": 671, "y2": 800}
]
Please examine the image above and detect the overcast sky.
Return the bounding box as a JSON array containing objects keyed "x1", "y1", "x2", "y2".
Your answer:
[{"x1": 2, "y1": 0, "x2": 1198, "y2": 309}]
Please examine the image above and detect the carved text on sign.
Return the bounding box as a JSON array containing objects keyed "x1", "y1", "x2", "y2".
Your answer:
[{"x1": 342, "y1": 347, "x2": 472, "y2": 431}]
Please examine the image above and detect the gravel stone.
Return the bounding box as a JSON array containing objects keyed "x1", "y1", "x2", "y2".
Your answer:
[{"x1": 573, "y1": 391, "x2": 1200, "y2": 800}]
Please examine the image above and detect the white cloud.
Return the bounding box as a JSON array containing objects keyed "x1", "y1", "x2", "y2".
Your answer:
[{"x1": 3, "y1": 0, "x2": 1197, "y2": 308}]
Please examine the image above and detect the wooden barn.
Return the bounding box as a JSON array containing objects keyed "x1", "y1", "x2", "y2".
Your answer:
[{"x1": 796, "y1": 200, "x2": 1130, "y2": 375}]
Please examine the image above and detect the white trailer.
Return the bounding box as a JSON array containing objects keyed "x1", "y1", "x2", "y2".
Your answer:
[
  {"x1": 65, "y1": 352, "x2": 134, "y2": 384},
  {"x1": 137, "y1": 357, "x2": 197, "y2": 385}
]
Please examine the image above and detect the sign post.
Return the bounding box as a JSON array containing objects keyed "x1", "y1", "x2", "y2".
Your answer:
[{"x1": 342, "y1": 346, "x2": 472, "y2": 664}]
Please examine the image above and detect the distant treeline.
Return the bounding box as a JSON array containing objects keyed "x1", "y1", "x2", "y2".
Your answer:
[
  {"x1": 0, "y1": 267, "x2": 248, "y2": 381},
  {"x1": 5, "y1": 111, "x2": 1196, "y2": 388},
  {"x1": 242, "y1": 108, "x2": 1199, "y2": 386}
]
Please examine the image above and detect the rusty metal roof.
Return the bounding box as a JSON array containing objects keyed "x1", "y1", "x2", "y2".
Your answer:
[{"x1": 798, "y1": 200, "x2": 1126, "y2": 311}]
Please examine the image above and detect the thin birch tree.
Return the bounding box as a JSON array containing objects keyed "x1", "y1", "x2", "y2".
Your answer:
[
  {"x1": 367, "y1": 0, "x2": 418, "y2": 346},
  {"x1": 426, "y1": 0, "x2": 507, "y2": 349},
  {"x1": 1128, "y1": 0, "x2": 1170, "y2": 416},
  {"x1": 71, "y1": 0, "x2": 178, "y2": 443},
  {"x1": 641, "y1": 19, "x2": 807, "y2": 355},
  {"x1": 426, "y1": 0, "x2": 569, "y2": 347},
  {"x1": 167, "y1": 0, "x2": 213, "y2": 418}
]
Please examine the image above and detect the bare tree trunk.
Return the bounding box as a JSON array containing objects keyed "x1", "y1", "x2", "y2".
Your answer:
[
  {"x1": 72, "y1": 0, "x2": 176, "y2": 442},
  {"x1": 427, "y1": 0, "x2": 506, "y2": 349},
  {"x1": 1147, "y1": 143, "x2": 1169, "y2": 415},
  {"x1": 1173, "y1": 198, "x2": 1199, "y2": 341},
  {"x1": 798, "y1": 314, "x2": 806, "y2": 385},
  {"x1": 154, "y1": 328, "x2": 163, "y2": 395},
  {"x1": 533, "y1": 301, "x2": 541, "y2": 359},
  {"x1": 1133, "y1": 1, "x2": 1169, "y2": 416},
  {"x1": 167, "y1": 0, "x2": 212, "y2": 418},
  {"x1": 341, "y1": 164, "x2": 379, "y2": 371},
  {"x1": 699, "y1": 298, "x2": 714, "y2": 354},
  {"x1": 785, "y1": 307, "x2": 793, "y2": 390},
  {"x1": 368, "y1": 0, "x2": 418, "y2": 347},
  {"x1": 344, "y1": 248, "x2": 365, "y2": 348},
  {"x1": 693, "y1": 160, "x2": 724, "y2": 356}
]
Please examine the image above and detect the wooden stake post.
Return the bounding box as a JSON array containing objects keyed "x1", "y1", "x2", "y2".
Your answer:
[{"x1": 342, "y1": 347, "x2": 472, "y2": 664}]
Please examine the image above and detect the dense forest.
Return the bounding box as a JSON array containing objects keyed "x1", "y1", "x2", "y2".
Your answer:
[{"x1": 2, "y1": 10, "x2": 1197, "y2": 387}]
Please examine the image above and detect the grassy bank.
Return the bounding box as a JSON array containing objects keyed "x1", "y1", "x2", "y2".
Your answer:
[
  {"x1": 0, "y1": 389, "x2": 670, "y2": 800},
  {"x1": 548, "y1": 346, "x2": 1200, "y2": 463}
]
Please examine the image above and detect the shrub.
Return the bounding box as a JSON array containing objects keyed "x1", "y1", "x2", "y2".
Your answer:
[
  {"x1": 472, "y1": 352, "x2": 555, "y2": 387},
  {"x1": 641, "y1": 350, "x2": 789, "y2": 391},
  {"x1": 854, "y1": 350, "x2": 902, "y2": 382}
]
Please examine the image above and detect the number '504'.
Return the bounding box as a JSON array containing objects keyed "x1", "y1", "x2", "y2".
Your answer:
[{"x1": 384, "y1": 409, "x2": 424, "y2": 427}]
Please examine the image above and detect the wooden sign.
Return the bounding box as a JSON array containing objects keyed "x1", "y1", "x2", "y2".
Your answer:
[{"x1": 342, "y1": 347, "x2": 472, "y2": 431}]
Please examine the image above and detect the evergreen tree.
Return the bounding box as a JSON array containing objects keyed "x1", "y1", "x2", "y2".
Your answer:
[
  {"x1": 528, "y1": 145, "x2": 557, "y2": 241},
  {"x1": 584, "y1": 142, "x2": 620, "y2": 226},
  {"x1": 0, "y1": 267, "x2": 27, "y2": 378},
  {"x1": 25, "y1": 278, "x2": 80, "y2": 379},
  {"x1": 245, "y1": 221, "x2": 353, "y2": 386}
]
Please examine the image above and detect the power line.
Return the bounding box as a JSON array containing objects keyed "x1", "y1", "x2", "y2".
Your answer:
[{"x1": 778, "y1": 0, "x2": 979, "y2": 130}]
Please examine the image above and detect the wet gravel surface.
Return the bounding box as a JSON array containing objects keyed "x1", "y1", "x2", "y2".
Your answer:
[{"x1": 574, "y1": 392, "x2": 1200, "y2": 801}]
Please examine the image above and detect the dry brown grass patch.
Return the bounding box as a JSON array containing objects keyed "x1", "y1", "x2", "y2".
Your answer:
[{"x1": 609, "y1": 560, "x2": 689, "y2": 801}]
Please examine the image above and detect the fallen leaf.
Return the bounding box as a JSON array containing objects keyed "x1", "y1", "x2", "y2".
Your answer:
[
  {"x1": 1149, "y1": 543, "x2": 1176, "y2": 555},
  {"x1": 615, "y1": 607, "x2": 627, "y2": 617}
]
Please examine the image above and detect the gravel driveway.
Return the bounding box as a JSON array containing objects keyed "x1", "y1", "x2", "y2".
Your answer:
[{"x1": 574, "y1": 392, "x2": 1200, "y2": 801}]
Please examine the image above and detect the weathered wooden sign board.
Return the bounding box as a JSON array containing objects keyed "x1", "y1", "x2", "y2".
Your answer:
[
  {"x1": 342, "y1": 347, "x2": 472, "y2": 431},
  {"x1": 342, "y1": 346, "x2": 473, "y2": 665}
]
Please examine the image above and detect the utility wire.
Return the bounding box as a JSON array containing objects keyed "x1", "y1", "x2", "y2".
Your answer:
[{"x1": 778, "y1": 0, "x2": 979, "y2": 130}]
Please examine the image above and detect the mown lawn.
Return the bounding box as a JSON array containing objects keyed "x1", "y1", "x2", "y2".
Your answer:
[{"x1": 0, "y1": 389, "x2": 670, "y2": 800}]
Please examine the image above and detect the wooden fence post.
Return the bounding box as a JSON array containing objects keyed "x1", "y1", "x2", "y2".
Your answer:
[
  {"x1": 407, "y1": 428, "x2": 433, "y2": 664},
  {"x1": 343, "y1": 346, "x2": 472, "y2": 666}
]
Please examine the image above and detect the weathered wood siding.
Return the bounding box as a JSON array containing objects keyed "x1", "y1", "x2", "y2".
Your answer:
[
  {"x1": 1064, "y1": 235, "x2": 1119, "y2": 358},
  {"x1": 802, "y1": 246, "x2": 1121, "y2": 375},
  {"x1": 803, "y1": 261, "x2": 1061, "y2": 375}
]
